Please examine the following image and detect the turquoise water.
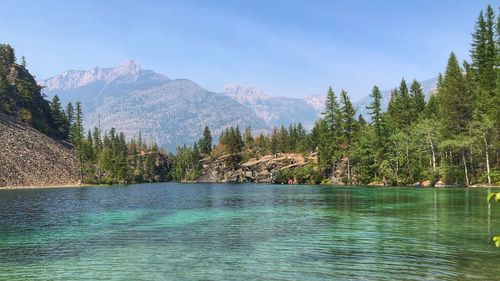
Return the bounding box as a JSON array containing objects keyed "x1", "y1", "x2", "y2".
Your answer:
[{"x1": 1, "y1": 183, "x2": 500, "y2": 280}]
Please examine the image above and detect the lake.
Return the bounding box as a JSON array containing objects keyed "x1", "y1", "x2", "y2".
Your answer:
[{"x1": 0, "y1": 183, "x2": 499, "y2": 280}]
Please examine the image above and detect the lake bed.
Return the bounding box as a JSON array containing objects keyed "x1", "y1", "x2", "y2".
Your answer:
[{"x1": 1, "y1": 183, "x2": 499, "y2": 280}]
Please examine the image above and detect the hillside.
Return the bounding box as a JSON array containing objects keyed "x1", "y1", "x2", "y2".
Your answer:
[
  {"x1": 353, "y1": 77, "x2": 438, "y2": 120},
  {"x1": 0, "y1": 113, "x2": 80, "y2": 187},
  {"x1": 224, "y1": 84, "x2": 321, "y2": 129},
  {"x1": 40, "y1": 60, "x2": 440, "y2": 151},
  {"x1": 40, "y1": 61, "x2": 269, "y2": 151}
]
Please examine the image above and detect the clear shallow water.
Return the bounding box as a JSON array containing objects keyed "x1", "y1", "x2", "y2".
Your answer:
[{"x1": 1, "y1": 183, "x2": 500, "y2": 280}]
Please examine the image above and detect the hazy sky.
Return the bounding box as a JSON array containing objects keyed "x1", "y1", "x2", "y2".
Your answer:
[{"x1": 0, "y1": 0, "x2": 495, "y2": 101}]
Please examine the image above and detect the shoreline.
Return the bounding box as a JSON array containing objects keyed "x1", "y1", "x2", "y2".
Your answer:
[
  {"x1": 1, "y1": 181, "x2": 498, "y2": 190},
  {"x1": 0, "y1": 182, "x2": 94, "y2": 190}
]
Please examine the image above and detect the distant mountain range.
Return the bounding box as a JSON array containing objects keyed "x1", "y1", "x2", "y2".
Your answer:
[
  {"x1": 40, "y1": 60, "x2": 268, "y2": 151},
  {"x1": 40, "y1": 60, "x2": 438, "y2": 151},
  {"x1": 353, "y1": 77, "x2": 438, "y2": 120}
]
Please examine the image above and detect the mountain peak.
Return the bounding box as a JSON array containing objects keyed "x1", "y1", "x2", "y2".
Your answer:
[
  {"x1": 224, "y1": 83, "x2": 266, "y2": 98},
  {"x1": 40, "y1": 60, "x2": 148, "y2": 91},
  {"x1": 115, "y1": 59, "x2": 141, "y2": 74}
]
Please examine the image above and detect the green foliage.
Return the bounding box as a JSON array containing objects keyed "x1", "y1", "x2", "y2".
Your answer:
[
  {"x1": 2, "y1": 5, "x2": 499, "y2": 191},
  {"x1": 488, "y1": 191, "x2": 500, "y2": 247},
  {"x1": 438, "y1": 53, "x2": 474, "y2": 136},
  {"x1": 170, "y1": 144, "x2": 201, "y2": 181},
  {"x1": 198, "y1": 126, "x2": 212, "y2": 156}
]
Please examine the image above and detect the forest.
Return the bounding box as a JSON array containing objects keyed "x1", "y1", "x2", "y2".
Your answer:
[
  {"x1": 172, "y1": 5, "x2": 500, "y2": 186},
  {"x1": 0, "y1": 5, "x2": 498, "y2": 187}
]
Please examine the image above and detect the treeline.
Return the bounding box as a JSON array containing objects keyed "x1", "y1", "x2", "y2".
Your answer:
[
  {"x1": 83, "y1": 132, "x2": 171, "y2": 184},
  {"x1": 175, "y1": 5, "x2": 499, "y2": 186},
  {"x1": 2, "y1": 5, "x2": 498, "y2": 187},
  {"x1": 65, "y1": 105, "x2": 172, "y2": 184},
  {"x1": 0, "y1": 44, "x2": 63, "y2": 138},
  {"x1": 0, "y1": 44, "x2": 171, "y2": 185}
]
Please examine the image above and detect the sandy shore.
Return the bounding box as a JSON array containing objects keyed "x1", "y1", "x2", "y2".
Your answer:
[{"x1": 0, "y1": 182, "x2": 95, "y2": 190}]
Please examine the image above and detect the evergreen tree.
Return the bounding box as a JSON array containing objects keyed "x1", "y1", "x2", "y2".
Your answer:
[
  {"x1": 243, "y1": 126, "x2": 254, "y2": 148},
  {"x1": 66, "y1": 102, "x2": 74, "y2": 125},
  {"x1": 71, "y1": 102, "x2": 85, "y2": 149},
  {"x1": 358, "y1": 114, "x2": 366, "y2": 127},
  {"x1": 409, "y1": 79, "x2": 426, "y2": 121},
  {"x1": 20, "y1": 56, "x2": 26, "y2": 68},
  {"x1": 199, "y1": 126, "x2": 212, "y2": 155},
  {"x1": 339, "y1": 90, "x2": 356, "y2": 146},
  {"x1": 367, "y1": 85, "x2": 384, "y2": 146},
  {"x1": 50, "y1": 95, "x2": 67, "y2": 139},
  {"x1": 322, "y1": 87, "x2": 341, "y2": 136},
  {"x1": 438, "y1": 53, "x2": 474, "y2": 135}
]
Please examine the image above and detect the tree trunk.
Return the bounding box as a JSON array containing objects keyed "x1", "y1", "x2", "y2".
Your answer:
[
  {"x1": 462, "y1": 151, "x2": 469, "y2": 187},
  {"x1": 427, "y1": 134, "x2": 436, "y2": 171},
  {"x1": 406, "y1": 143, "x2": 412, "y2": 182},
  {"x1": 484, "y1": 134, "x2": 491, "y2": 185},
  {"x1": 347, "y1": 157, "x2": 351, "y2": 185},
  {"x1": 395, "y1": 160, "x2": 399, "y2": 186}
]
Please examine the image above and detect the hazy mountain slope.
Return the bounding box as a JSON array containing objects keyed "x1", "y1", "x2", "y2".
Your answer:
[
  {"x1": 85, "y1": 79, "x2": 268, "y2": 151},
  {"x1": 224, "y1": 84, "x2": 321, "y2": 129},
  {"x1": 40, "y1": 61, "x2": 268, "y2": 151},
  {"x1": 39, "y1": 60, "x2": 171, "y2": 113},
  {"x1": 0, "y1": 113, "x2": 80, "y2": 187},
  {"x1": 223, "y1": 77, "x2": 438, "y2": 128},
  {"x1": 353, "y1": 77, "x2": 438, "y2": 120}
]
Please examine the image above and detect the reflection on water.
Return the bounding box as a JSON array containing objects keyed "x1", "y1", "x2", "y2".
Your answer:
[{"x1": 0, "y1": 183, "x2": 499, "y2": 280}]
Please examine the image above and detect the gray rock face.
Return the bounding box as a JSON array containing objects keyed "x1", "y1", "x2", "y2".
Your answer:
[
  {"x1": 224, "y1": 84, "x2": 321, "y2": 130},
  {"x1": 197, "y1": 153, "x2": 310, "y2": 183},
  {"x1": 0, "y1": 114, "x2": 80, "y2": 187},
  {"x1": 40, "y1": 61, "x2": 269, "y2": 152}
]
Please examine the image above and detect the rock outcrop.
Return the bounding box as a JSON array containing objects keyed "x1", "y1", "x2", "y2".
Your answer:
[
  {"x1": 198, "y1": 153, "x2": 315, "y2": 183},
  {"x1": 0, "y1": 113, "x2": 80, "y2": 187}
]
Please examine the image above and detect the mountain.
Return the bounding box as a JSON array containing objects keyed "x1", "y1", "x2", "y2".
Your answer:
[
  {"x1": 40, "y1": 60, "x2": 439, "y2": 151},
  {"x1": 40, "y1": 61, "x2": 269, "y2": 151},
  {"x1": 353, "y1": 77, "x2": 438, "y2": 120},
  {"x1": 224, "y1": 84, "x2": 321, "y2": 129},
  {"x1": 0, "y1": 113, "x2": 80, "y2": 187}
]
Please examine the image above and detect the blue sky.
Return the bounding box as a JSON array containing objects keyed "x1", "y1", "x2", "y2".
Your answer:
[{"x1": 0, "y1": 0, "x2": 495, "y2": 101}]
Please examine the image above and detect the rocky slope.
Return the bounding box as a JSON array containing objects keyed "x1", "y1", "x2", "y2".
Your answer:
[
  {"x1": 0, "y1": 113, "x2": 80, "y2": 187},
  {"x1": 198, "y1": 153, "x2": 316, "y2": 183}
]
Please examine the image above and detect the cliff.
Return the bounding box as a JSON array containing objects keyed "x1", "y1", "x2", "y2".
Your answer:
[
  {"x1": 198, "y1": 153, "x2": 319, "y2": 183},
  {"x1": 0, "y1": 113, "x2": 80, "y2": 187}
]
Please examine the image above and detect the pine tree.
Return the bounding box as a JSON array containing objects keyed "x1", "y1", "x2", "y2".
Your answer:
[
  {"x1": 367, "y1": 85, "x2": 384, "y2": 146},
  {"x1": 243, "y1": 126, "x2": 254, "y2": 148},
  {"x1": 358, "y1": 114, "x2": 366, "y2": 127},
  {"x1": 0, "y1": 65, "x2": 8, "y2": 114},
  {"x1": 20, "y1": 56, "x2": 26, "y2": 68},
  {"x1": 339, "y1": 90, "x2": 357, "y2": 184},
  {"x1": 322, "y1": 87, "x2": 341, "y2": 135},
  {"x1": 471, "y1": 6, "x2": 497, "y2": 113},
  {"x1": 71, "y1": 102, "x2": 85, "y2": 149},
  {"x1": 438, "y1": 53, "x2": 474, "y2": 135},
  {"x1": 199, "y1": 126, "x2": 212, "y2": 155},
  {"x1": 409, "y1": 79, "x2": 426, "y2": 121},
  {"x1": 66, "y1": 102, "x2": 74, "y2": 125},
  {"x1": 320, "y1": 86, "x2": 342, "y2": 169},
  {"x1": 339, "y1": 90, "x2": 356, "y2": 146},
  {"x1": 50, "y1": 95, "x2": 67, "y2": 139},
  {"x1": 271, "y1": 127, "x2": 279, "y2": 154}
]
